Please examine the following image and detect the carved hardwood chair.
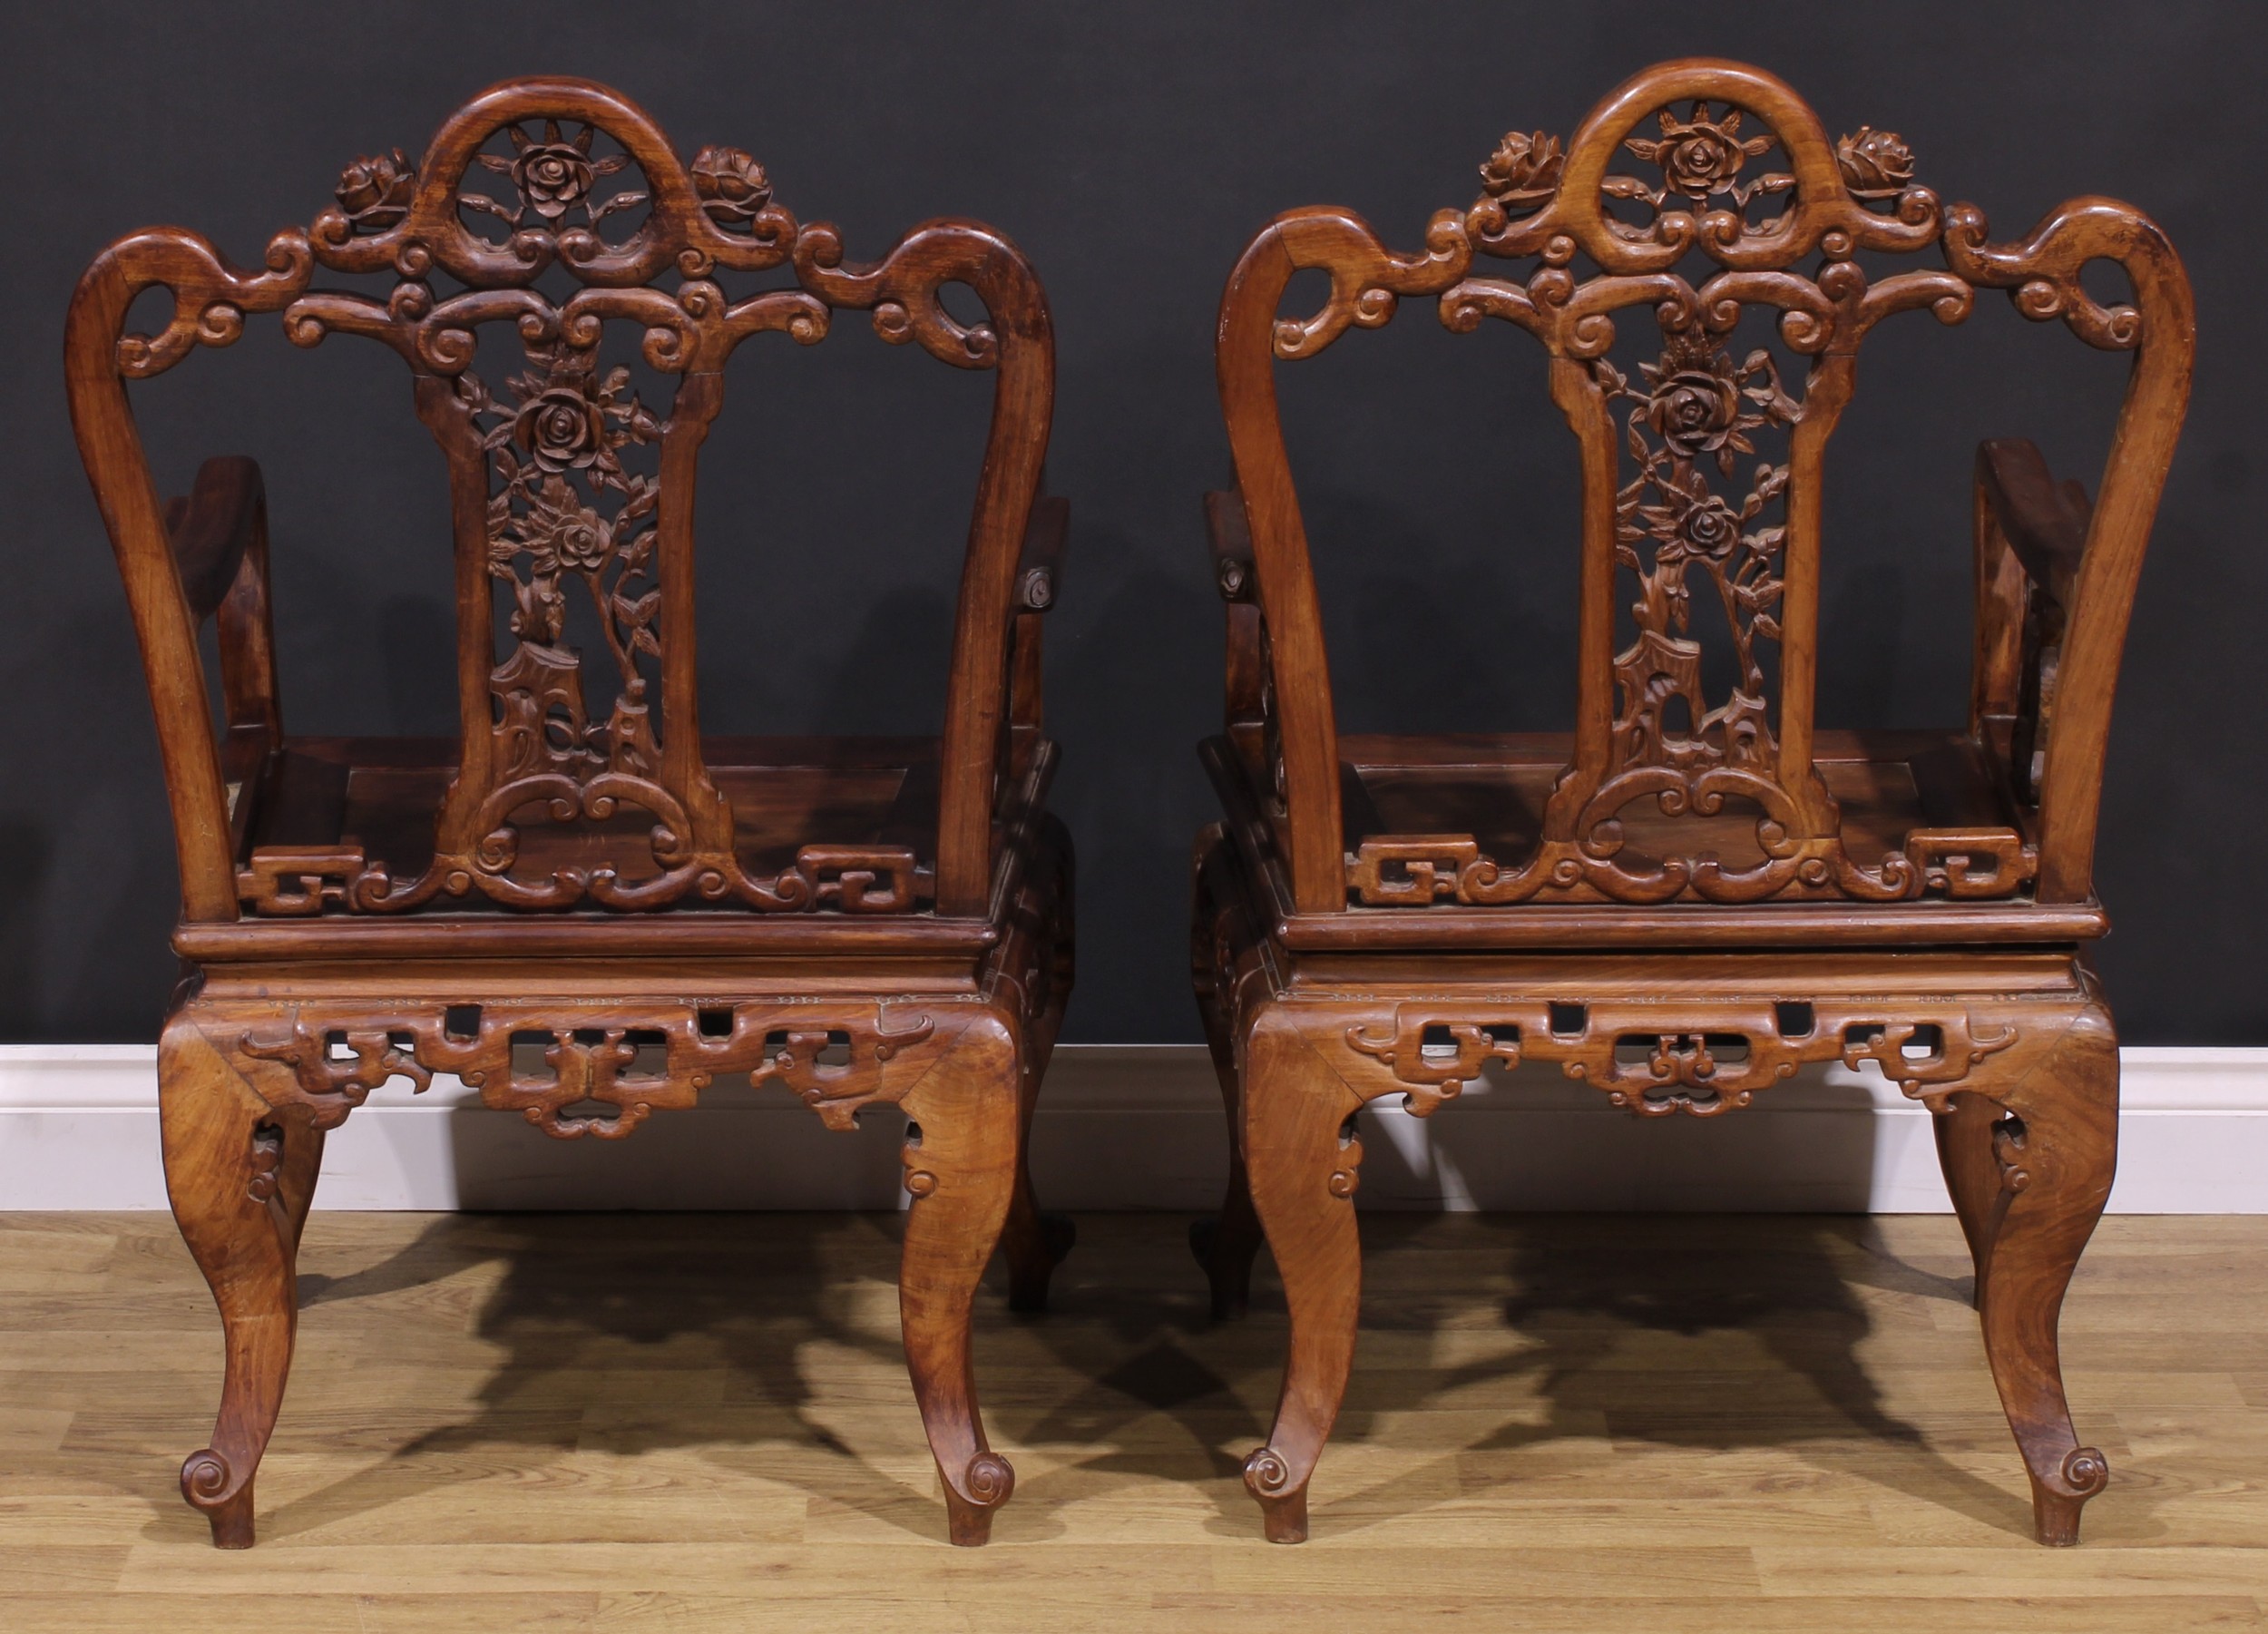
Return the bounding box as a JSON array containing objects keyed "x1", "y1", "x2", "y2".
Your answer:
[
  {"x1": 1189, "y1": 59, "x2": 2191, "y2": 1546},
  {"x1": 67, "y1": 77, "x2": 1073, "y2": 1549}
]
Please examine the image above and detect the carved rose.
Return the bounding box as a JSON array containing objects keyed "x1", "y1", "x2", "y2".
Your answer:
[
  {"x1": 1837, "y1": 126, "x2": 1915, "y2": 199},
  {"x1": 1677, "y1": 489, "x2": 1742, "y2": 556},
  {"x1": 336, "y1": 148, "x2": 415, "y2": 230},
  {"x1": 512, "y1": 140, "x2": 595, "y2": 220},
  {"x1": 515, "y1": 386, "x2": 607, "y2": 472},
  {"x1": 1478, "y1": 130, "x2": 1563, "y2": 210},
  {"x1": 690, "y1": 145, "x2": 773, "y2": 224},
  {"x1": 1626, "y1": 103, "x2": 1774, "y2": 201},
  {"x1": 553, "y1": 495, "x2": 613, "y2": 571},
  {"x1": 1647, "y1": 366, "x2": 1741, "y2": 460}
]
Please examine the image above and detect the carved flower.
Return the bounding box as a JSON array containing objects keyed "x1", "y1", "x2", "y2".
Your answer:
[
  {"x1": 690, "y1": 145, "x2": 773, "y2": 224},
  {"x1": 1837, "y1": 126, "x2": 1915, "y2": 200},
  {"x1": 1678, "y1": 488, "x2": 1742, "y2": 557},
  {"x1": 1646, "y1": 361, "x2": 1742, "y2": 461},
  {"x1": 1478, "y1": 130, "x2": 1563, "y2": 210},
  {"x1": 552, "y1": 489, "x2": 614, "y2": 571},
  {"x1": 1626, "y1": 103, "x2": 1774, "y2": 201},
  {"x1": 335, "y1": 148, "x2": 415, "y2": 230},
  {"x1": 515, "y1": 385, "x2": 607, "y2": 473},
  {"x1": 510, "y1": 125, "x2": 597, "y2": 221}
]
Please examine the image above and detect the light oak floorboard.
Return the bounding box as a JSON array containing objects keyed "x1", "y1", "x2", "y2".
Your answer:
[{"x1": 1, "y1": 1210, "x2": 2263, "y2": 1631}]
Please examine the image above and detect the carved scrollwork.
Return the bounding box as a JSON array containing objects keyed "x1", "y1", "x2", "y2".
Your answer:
[
  {"x1": 1334, "y1": 999, "x2": 2024, "y2": 1119},
  {"x1": 212, "y1": 999, "x2": 962, "y2": 1141},
  {"x1": 1344, "y1": 1010, "x2": 1519, "y2": 1115},
  {"x1": 238, "y1": 1018, "x2": 433, "y2": 1130}
]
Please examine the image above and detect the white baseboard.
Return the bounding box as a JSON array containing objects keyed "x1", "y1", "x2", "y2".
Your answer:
[{"x1": 1, "y1": 1043, "x2": 2262, "y2": 1213}]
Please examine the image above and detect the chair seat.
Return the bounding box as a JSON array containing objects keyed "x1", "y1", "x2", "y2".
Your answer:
[
  {"x1": 1204, "y1": 729, "x2": 2106, "y2": 951},
  {"x1": 244, "y1": 733, "x2": 943, "y2": 905}
]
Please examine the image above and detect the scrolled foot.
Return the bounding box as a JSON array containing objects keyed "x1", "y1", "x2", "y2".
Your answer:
[
  {"x1": 1244, "y1": 1444, "x2": 1308, "y2": 1542},
  {"x1": 943, "y1": 1451, "x2": 1015, "y2": 1546},
  {"x1": 181, "y1": 1448, "x2": 255, "y2": 1549},
  {"x1": 1006, "y1": 1213, "x2": 1077, "y2": 1315},
  {"x1": 2030, "y1": 1445, "x2": 2109, "y2": 1546}
]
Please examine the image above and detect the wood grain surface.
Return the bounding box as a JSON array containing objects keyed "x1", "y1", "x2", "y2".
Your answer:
[{"x1": 2, "y1": 1209, "x2": 2263, "y2": 1631}]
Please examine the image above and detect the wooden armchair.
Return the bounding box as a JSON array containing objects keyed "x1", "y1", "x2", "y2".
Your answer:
[
  {"x1": 1189, "y1": 58, "x2": 2192, "y2": 1546},
  {"x1": 66, "y1": 76, "x2": 1073, "y2": 1549}
]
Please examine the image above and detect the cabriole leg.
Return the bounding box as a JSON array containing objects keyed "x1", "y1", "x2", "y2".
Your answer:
[
  {"x1": 898, "y1": 1018, "x2": 1022, "y2": 1544},
  {"x1": 1970, "y1": 1009, "x2": 2119, "y2": 1545},
  {"x1": 160, "y1": 1016, "x2": 309, "y2": 1549},
  {"x1": 1238, "y1": 1013, "x2": 1365, "y2": 1543}
]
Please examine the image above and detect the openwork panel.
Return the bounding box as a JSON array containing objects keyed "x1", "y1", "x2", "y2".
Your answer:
[
  {"x1": 1240, "y1": 63, "x2": 2162, "y2": 912},
  {"x1": 93, "y1": 79, "x2": 1033, "y2": 919}
]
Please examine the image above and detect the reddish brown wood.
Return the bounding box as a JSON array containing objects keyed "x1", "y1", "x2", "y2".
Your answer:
[
  {"x1": 1194, "y1": 58, "x2": 2191, "y2": 1548},
  {"x1": 69, "y1": 77, "x2": 1072, "y2": 1548}
]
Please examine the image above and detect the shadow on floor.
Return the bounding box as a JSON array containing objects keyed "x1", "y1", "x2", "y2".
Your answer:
[{"x1": 226, "y1": 1206, "x2": 2045, "y2": 1548}]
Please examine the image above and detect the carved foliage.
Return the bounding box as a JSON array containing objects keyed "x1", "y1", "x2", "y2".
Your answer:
[
  {"x1": 1597, "y1": 327, "x2": 1798, "y2": 777},
  {"x1": 471, "y1": 340, "x2": 666, "y2": 784}
]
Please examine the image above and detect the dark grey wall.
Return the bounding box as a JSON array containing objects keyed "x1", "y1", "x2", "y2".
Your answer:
[{"x1": 5, "y1": 1, "x2": 2259, "y2": 1042}]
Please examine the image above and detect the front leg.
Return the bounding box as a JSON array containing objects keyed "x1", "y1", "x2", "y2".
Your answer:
[
  {"x1": 160, "y1": 1015, "x2": 310, "y2": 1549},
  {"x1": 897, "y1": 1015, "x2": 1022, "y2": 1544},
  {"x1": 1238, "y1": 1009, "x2": 1366, "y2": 1542},
  {"x1": 1970, "y1": 1006, "x2": 2119, "y2": 1545}
]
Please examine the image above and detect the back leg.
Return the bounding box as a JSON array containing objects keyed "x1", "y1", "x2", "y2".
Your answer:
[
  {"x1": 1189, "y1": 827, "x2": 1264, "y2": 1318},
  {"x1": 1002, "y1": 819, "x2": 1076, "y2": 1313}
]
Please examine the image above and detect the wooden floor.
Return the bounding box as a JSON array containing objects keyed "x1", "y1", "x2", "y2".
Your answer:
[{"x1": 3, "y1": 1210, "x2": 2264, "y2": 1632}]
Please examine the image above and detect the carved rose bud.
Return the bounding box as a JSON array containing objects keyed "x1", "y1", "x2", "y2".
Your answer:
[
  {"x1": 1647, "y1": 367, "x2": 1742, "y2": 459},
  {"x1": 335, "y1": 148, "x2": 416, "y2": 230},
  {"x1": 512, "y1": 141, "x2": 595, "y2": 220},
  {"x1": 1478, "y1": 130, "x2": 1564, "y2": 210},
  {"x1": 515, "y1": 386, "x2": 607, "y2": 472},
  {"x1": 1837, "y1": 126, "x2": 1915, "y2": 199},
  {"x1": 690, "y1": 145, "x2": 772, "y2": 224}
]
